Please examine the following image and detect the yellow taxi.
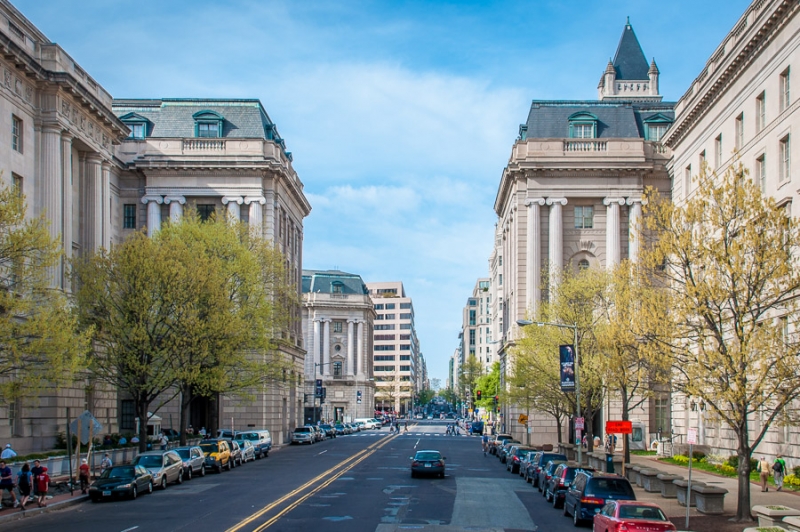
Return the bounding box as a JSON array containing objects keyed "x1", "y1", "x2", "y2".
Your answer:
[{"x1": 199, "y1": 439, "x2": 232, "y2": 473}]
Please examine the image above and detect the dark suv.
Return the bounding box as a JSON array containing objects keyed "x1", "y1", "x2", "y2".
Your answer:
[
  {"x1": 544, "y1": 464, "x2": 594, "y2": 508},
  {"x1": 525, "y1": 452, "x2": 568, "y2": 487},
  {"x1": 563, "y1": 470, "x2": 636, "y2": 526}
]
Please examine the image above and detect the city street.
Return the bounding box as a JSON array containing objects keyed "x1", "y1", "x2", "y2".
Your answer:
[{"x1": 0, "y1": 421, "x2": 578, "y2": 532}]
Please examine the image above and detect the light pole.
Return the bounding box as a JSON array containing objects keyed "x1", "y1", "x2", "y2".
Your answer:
[
  {"x1": 517, "y1": 319, "x2": 582, "y2": 466},
  {"x1": 313, "y1": 362, "x2": 334, "y2": 425},
  {"x1": 355, "y1": 375, "x2": 375, "y2": 420}
]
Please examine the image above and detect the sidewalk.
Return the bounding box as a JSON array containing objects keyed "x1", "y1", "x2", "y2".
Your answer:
[
  {"x1": 0, "y1": 488, "x2": 88, "y2": 526},
  {"x1": 628, "y1": 453, "x2": 799, "y2": 531}
]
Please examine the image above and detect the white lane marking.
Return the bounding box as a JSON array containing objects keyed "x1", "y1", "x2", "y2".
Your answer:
[
  {"x1": 120, "y1": 527, "x2": 139, "y2": 532},
  {"x1": 318, "y1": 449, "x2": 328, "y2": 455},
  {"x1": 414, "y1": 438, "x2": 420, "y2": 449}
]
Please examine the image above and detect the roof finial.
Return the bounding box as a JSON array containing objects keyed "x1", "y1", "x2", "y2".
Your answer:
[{"x1": 626, "y1": 16, "x2": 630, "y2": 26}]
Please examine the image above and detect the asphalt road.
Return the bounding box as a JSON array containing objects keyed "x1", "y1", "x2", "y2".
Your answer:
[{"x1": 0, "y1": 421, "x2": 580, "y2": 532}]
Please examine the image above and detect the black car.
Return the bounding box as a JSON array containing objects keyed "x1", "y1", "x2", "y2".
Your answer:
[
  {"x1": 506, "y1": 446, "x2": 536, "y2": 474},
  {"x1": 497, "y1": 439, "x2": 522, "y2": 463},
  {"x1": 544, "y1": 464, "x2": 595, "y2": 508},
  {"x1": 537, "y1": 459, "x2": 566, "y2": 494},
  {"x1": 88, "y1": 465, "x2": 153, "y2": 502},
  {"x1": 319, "y1": 424, "x2": 337, "y2": 438},
  {"x1": 410, "y1": 449, "x2": 446, "y2": 478},
  {"x1": 563, "y1": 470, "x2": 636, "y2": 526},
  {"x1": 526, "y1": 452, "x2": 568, "y2": 487}
]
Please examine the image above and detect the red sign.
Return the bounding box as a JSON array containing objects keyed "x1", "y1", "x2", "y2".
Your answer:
[
  {"x1": 605, "y1": 420, "x2": 633, "y2": 434},
  {"x1": 575, "y1": 417, "x2": 585, "y2": 430}
]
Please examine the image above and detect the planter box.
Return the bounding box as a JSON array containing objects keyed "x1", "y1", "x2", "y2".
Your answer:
[
  {"x1": 693, "y1": 485, "x2": 728, "y2": 515},
  {"x1": 783, "y1": 516, "x2": 800, "y2": 532},
  {"x1": 639, "y1": 468, "x2": 664, "y2": 492},
  {"x1": 752, "y1": 505, "x2": 800, "y2": 529},
  {"x1": 628, "y1": 465, "x2": 642, "y2": 485},
  {"x1": 674, "y1": 479, "x2": 705, "y2": 507},
  {"x1": 657, "y1": 473, "x2": 683, "y2": 498},
  {"x1": 637, "y1": 467, "x2": 660, "y2": 488},
  {"x1": 559, "y1": 443, "x2": 577, "y2": 462}
]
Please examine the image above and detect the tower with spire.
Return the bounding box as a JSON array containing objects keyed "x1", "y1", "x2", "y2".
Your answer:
[{"x1": 598, "y1": 17, "x2": 661, "y2": 101}]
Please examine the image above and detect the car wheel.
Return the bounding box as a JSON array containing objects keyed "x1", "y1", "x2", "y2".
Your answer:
[
  {"x1": 439, "y1": 471, "x2": 445, "y2": 478},
  {"x1": 200, "y1": 466, "x2": 206, "y2": 477},
  {"x1": 177, "y1": 471, "x2": 184, "y2": 484},
  {"x1": 553, "y1": 494, "x2": 560, "y2": 508},
  {"x1": 185, "y1": 467, "x2": 192, "y2": 480},
  {"x1": 147, "y1": 481, "x2": 153, "y2": 494},
  {"x1": 91, "y1": 496, "x2": 99, "y2": 503},
  {"x1": 573, "y1": 506, "x2": 582, "y2": 527},
  {"x1": 231, "y1": 457, "x2": 236, "y2": 469},
  {"x1": 226, "y1": 459, "x2": 232, "y2": 471},
  {"x1": 160, "y1": 476, "x2": 167, "y2": 490},
  {"x1": 131, "y1": 486, "x2": 137, "y2": 500}
]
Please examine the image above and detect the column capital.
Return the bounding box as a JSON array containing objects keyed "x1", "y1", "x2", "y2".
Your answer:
[
  {"x1": 60, "y1": 131, "x2": 74, "y2": 141},
  {"x1": 164, "y1": 195, "x2": 186, "y2": 205},
  {"x1": 244, "y1": 196, "x2": 266, "y2": 205},
  {"x1": 86, "y1": 153, "x2": 103, "y2": 164},
  {"x1": 625, "y1": 196, "x2": 647, "y2": 206},
  {"x1": 546, "y1": 197, "x2": 568, "y2": 206},
  {"x1": 141, "y1": 195, "x2": 163, "y2": 205},
  {"x1": 221, "y1": 196, "x2": 244, "y2": 205},
  {"x1": 41, "y1": 123, "x2": 62, "y2": 135},
  {"x1": 525, "y1": 197, "x2": 546, "y2": 207},
  {"x1": 603, "y1": 197, "x2": 626, "y2": 206}
]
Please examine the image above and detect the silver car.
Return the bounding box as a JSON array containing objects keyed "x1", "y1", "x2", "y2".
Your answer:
[
  {"x1": 174, "y1": 446, "x2": 206, "y2": 480},
  {"x1": 238, "y1": 439, "x2": 256, "y2": 463},
  {"x1": 292, "y1": 426, "x2": 315, "y2": 444},
  {"x1": 132, "y1": 450, "x2": 184, "y2": 489}
]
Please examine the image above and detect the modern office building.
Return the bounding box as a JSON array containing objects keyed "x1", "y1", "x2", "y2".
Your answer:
[
  {"x1": 301, "y1": 270, "x2": 376, "y2": 424},
  {"x1": 460, "y1": 278, "x2": 494, "y2": 375},
  {"x1": 366, "y1": 281, "x2": 421, "y2": 416}
]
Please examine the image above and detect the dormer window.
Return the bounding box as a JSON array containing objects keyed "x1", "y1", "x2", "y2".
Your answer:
[
  {"x1": 332, "y1": 282, "x2": 343, "y2": 294},
  {"x1": 643, "y1": 113, "x2": 673, "y2": 142},
  {"x1": 568, "y1": 112, "x2": 598, "y2": 139},
  {"x1": 118, "y1": 112, "x2": 150, "y2": 140},
  {"x1": 192, "y1": 110, "x2": 224, "y2": 138}
]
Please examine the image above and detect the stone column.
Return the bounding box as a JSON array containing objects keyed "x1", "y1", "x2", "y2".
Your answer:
[
  {"x1": 141, "y1": 195, "x2": 163, "y2": 237},
  {"x1": 86, "y1": 155, "x2": 103, "y2": 252},
  {"x1": 101, "y1": 162, "x2": 112, "y2": 249},
  {"x1": 245, "y1": 196, "x2": 266, "y2": 237},
  {"x1": 547, "y1": 197, "x2": 567, "y2": 291},
  {"x1": 626, "y1": 197, "x2": 645, "y2": 263},
  {"x1": 525, "y1": 198, "x2": 545, "y2": 315},
  {"x1": 347, "y1": 320, "x2": 355, "y2": 376},
  {"x1": 222, "y1": 196, "x2": 243, "y2": 222},
  {"x1": 312, "y1": 319, "x2": 321, "y2": 370},
  {"x1": 40, "y1": 125, "x2": 62, "y2": 285},
  {"x1": 164, "y1": 196, "x2": 186, "y2": 223},
  {"x1": 356, "y1": 321, "x2": 364, "y2": 376},
  {"x1": 264, "y1": 190, "x2": 276, "y2": 242},
  {"x1": 604, "y1": 197, "x2": 625, "y2": 268},
  {"x1": 61, "y1": 132, "x2": 73, "y2": 289},
  {"x1": 323, "y1": 319, "x2": 331, "y2": 375}
]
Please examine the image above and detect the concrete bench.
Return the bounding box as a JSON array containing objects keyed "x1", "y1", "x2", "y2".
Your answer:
[
  {"x1": 674, "y1": 479, "x2": 705, "y2": 507},
  {"x1": 782, "y1": 515, "x2": 800, "y2": 532},
  {"x1": 657, "y1": 473, "x2": 683, "y2": 498},
  {"x1": 639, "y1": 468, "x2": 665, "y2": 492},
  {"x1": 692, "y1": 484, "x2": 727, "y2": 515}
]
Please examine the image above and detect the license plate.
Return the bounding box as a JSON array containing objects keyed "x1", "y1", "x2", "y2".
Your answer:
[
  {"x1": 425, "y1": 463, "x2": 432, "y2": 468},
  {"x1": 102, "y1": 491, "x2": 111, "y2": 496}
]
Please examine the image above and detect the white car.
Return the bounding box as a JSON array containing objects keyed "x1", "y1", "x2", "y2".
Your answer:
[{"x1": 354, "y1": 418, "x2": 379, "y2": 429}]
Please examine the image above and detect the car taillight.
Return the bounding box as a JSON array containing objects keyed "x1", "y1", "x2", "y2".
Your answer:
[
  {"x1": 513, "y1": 456, "x2": 519, "y2": 463},
  {"x1": 581, "y1": 497, "x2": 605, "y2": 505},
  {"x1": 558, "y1": 478, "x2": 566, "y2": 486},
  {"x1": 436, "y1": 461, "x2": 444, "y2": 467},
  {"x1": 412, "y1": 461, "x2": 421, "y2": 467},
  {"x1": 615, "y1": 524, "x2": 629, "y2": 532}
]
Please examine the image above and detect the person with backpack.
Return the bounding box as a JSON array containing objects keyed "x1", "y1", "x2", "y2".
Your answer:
[
  {"x1": 773, "y1": 454, "x2": 787, "y2": 491},
  {"x1": 16, "y1": 463, "x2": 31, "y2": 510}
]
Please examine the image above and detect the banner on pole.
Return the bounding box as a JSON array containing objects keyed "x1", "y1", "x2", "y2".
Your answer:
[{"x1": 559, "y1": 345, "x2": 575, "y2": 391}]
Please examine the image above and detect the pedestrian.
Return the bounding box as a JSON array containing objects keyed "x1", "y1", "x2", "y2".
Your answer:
[
  {"x1": 118, "y1": 436, "x2": 127, "y2": 445},
  {"x1": 0, "y1": 460, "x2": 18, "y2": 508},
  {"x1": 404, "y1": 421, "x2": 409, "y2": 433},
  {"x1": 759, "y1": 456, "x2": 771, "y2": 492},
  {"x1": 79, "y1": 458, "x2": 90, "y2": 494},
  {"x1": 16, "y1": 462, "x2": 31, "y2": 510},
  {"x1": 773, "y1": 454, "x2": 787, "y2": 491},
  {"x1": 0, "y1": 444, "x2": 16, "y2": 460},
  {"x1": 159, "y1": 432, "x2": 168, "y2": 450},
  {"x1": 199, "y1": 427, "x2": 207, "y2": 438},
  {"x1": 593, "y1": 434, "x2": 602, "y2": 449},
  {"x1": 30, "y1": 460, "x2": 42, "y2": 502},
  {"x1": 102, "y1": 434, "x2": 112, "y2": 447},
  {"x1": 130, "y1": 435, "x2": 139, "y2": 444},
  {"x1": 35, "y1": 467, "x2": 49, "y2": 507},
  {"x1": 187, "y1": 425, "x2": 194, "y2": 436},
  {"x1": 100, "y1": 453, "x2": 112, "y2": 476}
]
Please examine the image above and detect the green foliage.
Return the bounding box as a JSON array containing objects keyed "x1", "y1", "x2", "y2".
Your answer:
[
  {"x1": 474, "y1": 362, "x2": 500, "y2": 409},
  {"x1": 725, "y1": 455, "x2": 758, "y2": 471},
  {"x1": 417, "y1": 389, "x2": 435, "y2": 406}
]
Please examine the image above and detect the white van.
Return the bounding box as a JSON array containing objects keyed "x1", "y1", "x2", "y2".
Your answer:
[
  {"x1": 354, "y1": 418, "x2": 379, "y2": 429},
  {"x1": 234, "y1": 429, "x2": 272, "y2": 458}
]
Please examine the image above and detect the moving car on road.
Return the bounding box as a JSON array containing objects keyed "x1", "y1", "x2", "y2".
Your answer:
[
  {"x1": 592, "y1": 500, "x2": 676, "y2": 532},
  {"x1": 132, "y1": 450, "x2": 184, "y2": 489},
  {"x1": 410, "y1": 450, "x2": 446, "y2": 478},
  {"x1": 89, "y1": 465, "x2": 153, "y2": 502}
]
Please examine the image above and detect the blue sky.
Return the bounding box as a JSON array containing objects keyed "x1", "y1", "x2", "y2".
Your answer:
[{"x1": 17, "y1": 0, "x2": 751, "y2": 384}]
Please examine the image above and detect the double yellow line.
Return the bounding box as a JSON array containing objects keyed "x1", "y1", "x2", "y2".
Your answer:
[{"x1": 225, "y1": 435, "x2": 395, "y2": 532}]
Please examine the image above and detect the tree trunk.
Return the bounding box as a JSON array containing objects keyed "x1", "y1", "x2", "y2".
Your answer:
[
  {"x1": 735, "y1": 443, "x2": 754, "y2": 522},
  {"x1": 208, "y1": 393, "x2": 219, "y2": 438},
  {"x1": 621, "y1": 389, "x2": 630, "y2": 465},
  {"x1": 136, "y1": 398, "x2": 149, "y2": 453},
  {"x1": 526, "y1": 406, "x2": 531, "y2": 446},
  {"x1": 179, "y1": 387, "x2": 192, "y2": 446},
  {"x1": 554, "y1": 413, "x2": 563, "y2": 444}
]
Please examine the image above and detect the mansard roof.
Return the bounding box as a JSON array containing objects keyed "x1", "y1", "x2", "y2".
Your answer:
[
  {"x1": 302, "y1": 270, "x2": 370, "y2": 295},
  {"x1": 111, "y1": 98, "x2": 279, "y2": 140},
  {"x1": 612, "y1": 20, "x2": 651, "y2": 80},
  {"x1": 522, "y1": 100, "x2": 675, "y2": 139}
]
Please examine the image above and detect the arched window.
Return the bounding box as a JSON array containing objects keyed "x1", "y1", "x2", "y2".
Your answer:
[
  {"x1": 578, "y1": 259, "x2": 590, "y2": 271},
  {"x1": 568, "y1": 112, "x2": 598, "y2": 139}
]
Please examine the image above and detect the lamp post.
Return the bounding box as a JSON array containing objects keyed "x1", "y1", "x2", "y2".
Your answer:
[
  {"x1": 517, "y1": 319, "x2": 582, "y2": 466},
  {"x1": 355, "y1": 375, "x2": 375, "y2": 420},
  {"x1": 313, "y1": 362, "x2": 335, "y2": 425}
]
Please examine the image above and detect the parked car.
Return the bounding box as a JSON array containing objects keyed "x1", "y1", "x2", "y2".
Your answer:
[
  {"x1": 319, "y1": 424, "x2": 337, "y2": 438},
  {"x1": 415, "y1": 413, "x2": 423, "y2": 419},
  {"x1": 593, "y1": 500, "x2": 676, "y2": 532},
  {"x1": 526, "y1": 452, "x2": 568, "y2": 488},
  {"x1": 519, "y1": 451, "x2": 541, "y2": 480},
  {"x1": 306, "y1": 425, "x2": 325, "y2": 441},
  {"x1": 89, "y1": 465, "x2": 153, "y2": 502},
  {"x1": 237, "y1": 439, "x2": 256, "y2": 463},
  {"x1": 355, "y1": 418, "x2": 378, "y2": 429},
  {"x1": 344, "y1": 423, "x2": 356, "y2": 433},
  {"x1": 563, "y1": 471, "x2": 636, "y2": 527},
  {"x1": 410, "y1": 450, "x2": 446, "y2": 478},
  {"x1": 334, "y1": 424, "x2": 346, "y2": 436},
  {"x1": 544, "y1": 464, "x2": 595, "y2": 508},
  {"x1": 217, "y1": 429, "x2": 235, "y2": 439},
  {"x1": 537, "y1": 459, "x2": 566, "y2": 494},
  {"x1": 132, "y1": 450, "x2": 184, "y2": 489},
  {"x1": 498, "y1": 439, "x2": 522, "y2": 463},
  {"x1": 489, "y1": 434, "x2": 514, "y2": 455},
  {"x1": 173, "y1": 446, "x2": 206, "y2": 480},
  {"x1": 199, "y1": 439, "x2": 232, "y2": 472},
  {"x1": 292, "y1": 426, "x2": 315, "y2": 445},
  {"x1": 234, "y1": 430, "x2": 272, "y2": 458},
  {"x1": 506, "y1": 446, "x2": 537, "y2": 474},
  {"x1": 224, "y1": 439, "x2": 243, "y2": 467}
]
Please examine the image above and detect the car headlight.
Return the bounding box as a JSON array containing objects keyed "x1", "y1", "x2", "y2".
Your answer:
[{"x1": 117, "y1": 483, "x2": 132, "y2": 489}]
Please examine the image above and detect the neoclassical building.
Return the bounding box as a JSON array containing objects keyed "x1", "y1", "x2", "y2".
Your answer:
[
  {"x1": 493, "y1": 21, "x2": 674, "y2": 444},
  {"x1": 302, "y1": 270, "x2": 376, "y2": 423}
]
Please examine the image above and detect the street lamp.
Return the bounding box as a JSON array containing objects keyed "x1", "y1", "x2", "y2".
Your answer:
[
  {"x1": 517, "y1": 319, "x2": 582, "y2": 466},
  {"x1": 313, "y1": 362, "x2": 335, "y2": 425}
]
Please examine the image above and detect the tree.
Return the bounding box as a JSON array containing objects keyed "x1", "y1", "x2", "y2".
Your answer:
[
  {"x1": 474, "y1": 362, "x2": 499, "y2": 410},
  {"x1": 417, "y1": 389, "x2": 435, "y2": 407},
  {"x1": 0, "y1": 182, "x2": 88, "y2": 403},
  {"x1": 439, "y1": 387, "x2": 457, "y2": 409},
  {"x1": 642, "y1": 163, "x2": 800, "y2": 521},
  {"x1": 458, "y1": 353, "x2": 483, "y2": 405}
]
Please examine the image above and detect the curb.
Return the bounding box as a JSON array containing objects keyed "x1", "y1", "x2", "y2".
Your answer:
[{"x1": 0, "y1": 493, "x2": 88, "y2": 525}]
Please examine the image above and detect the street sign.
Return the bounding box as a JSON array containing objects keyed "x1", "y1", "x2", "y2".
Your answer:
[
  {"x1": 605, "y1": 420, "x2": 633, "y2": 434},
  {"x1": 687, "y1": 428, "x2": 697, "y2": 445},
  {"x1": 575, "y1": 417, "x2": 585, "y2": 430},
  {"x1": 69, "y1": 410, "x2": 103, "y2": 445},
  {"x1": 356, "y1": 390, "x2": 362, "y2": 404},
  {"x1": 518, "y1": 414, "x2": 528, "y2": 424}
]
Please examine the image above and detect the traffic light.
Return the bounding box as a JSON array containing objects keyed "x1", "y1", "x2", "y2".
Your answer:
[{"x1": 476, "y1": 390, "x2": 482, "y2": 401}]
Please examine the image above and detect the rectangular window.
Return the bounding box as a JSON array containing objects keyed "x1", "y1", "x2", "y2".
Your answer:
[
  {"x1": 685, "y1": 165, "x2": 692, "y2": 196},
  {"x1": 373, "y1": 355, "x2": 396, "y2": 361},
  {"x1": 400, "y1": 334, "x2": 410, "y2": 340},
  {"x1": 333, "y1": 321, "x2": 342, "y2": 333},
  {"x1": 780, "y1": 135, "x2": 791, "y2": 182},
  {"x1": 128, "y1": 123, "x2": 145, "y2": 139},
  {"x1": 374, "y1": 334, "x2": 395, "y2": 341},
  {"x1": 375, "y1": 314, "x2": 384, "y2": 321},
  {"x1": 384, "y1": 314, "x2": 396, "y2": 320},
  {"x1": 11, "y1": 115, "x2": 22, "y2": 153},
  {"x1": 197, "y1": 122, "x2": 219, "y2": 138},
  {"x1": 385, "y1": 303, "x2": 395, "y2": 310},
  {"x1": 756, "y1": 92, "x2": 766, "y2": 132},
  {"x1": 735, "y1": 113, "x2": 744, "y2": 150},
  {"x1": 123, "y1": 204, "x2": 136, "y2": 229},
  {"x1": 400, "y1": 313, "x2": 412, "y2": 319},
  {"x1": 400, "y1": 355, "x2": 411, "y2": 361},
  {"x1": 651, "y1": 395, "x2": 671, "y2": 435},
  {"x1": 699, "y1": 150, "x2": 706, "y2": 170},
  {"x1": 400, "y1": 303, "x2": 411, "y2": 309},
  {"x1": 781, "y1": 67, "x2": 791, "y2": 112},
  {"x1": 648, "y1": 124, "x2": 667, "y2": 142},
  {"x1": 399, "y1": 323, "x2": 411, "y2": 330},
  {"x1": 572, "y1": 123, "x2": 593, "y2": 138},
  {"x1": 197, "y1": 204, "x2": 215, "y2": 221},
  {"x1": 400, "y1": 344, "x2": 411, "y2": 351},
  {"x1": 469, "y1": 329, "x2": 475, "y2": 345},
  {"x1": 400, "y1": 366, "x2": 411, "y2": 372},
  {"x1": 374, "y1": 324, "x2": 395, "y2": 330},
  {"x1": 374, "y1": 366, "x2": 394, "y2": 372},
  {"x1": 12, "y1": 174, "x2": 22, "y2": 197},
  {"x1": 469, "y1": 309, "x2": 476, "y2": 326},
  {"x1": 757, "y1": 154, "x2": 767, "y2": 192},
  {"x1": 574, "y1": 206, "x2": 593, "y2": 229},
  {"x1": 374, "y1": 304, "x2": 384, "y2": 310},
  {"x1": 498, "y1": 274, "x2": 502, "y2": 286},
  {"x1": 120, "y1": 400, "x2": 135, "y2": 431},
  {"x1": 375, "y1": 345, "x2": 395, "y2": 351},
  {"x1": 715, "y1": 134, "x2": 723, "y2": 167}
]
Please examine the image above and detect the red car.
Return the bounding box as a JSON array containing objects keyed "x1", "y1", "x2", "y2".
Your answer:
[{"x1": 593, "y1": 500, "x2": 676, "y2": 532}]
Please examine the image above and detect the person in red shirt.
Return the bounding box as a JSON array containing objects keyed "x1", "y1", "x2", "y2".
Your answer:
[
  {"x1": 35, "y1": 467, "x2": 49, "y2": 507},
  {"x1": 79, "y1": 459, "x2": 90, "y2": 494}
]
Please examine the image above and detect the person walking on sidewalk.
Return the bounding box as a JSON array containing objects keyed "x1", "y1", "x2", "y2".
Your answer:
[
  {"x1": 35, "y1": 467, "x2": 49, "y2": 507},
  {"x1": 759, "y1": 456, "x2": 771, "y2": 492},
  {"x1": 0, "y1": 460, "x2": 18, "y2": 508},
  {"x1": 16, "y1": 463, "x2": 31, "y2": 510},
  {"x1": 30, "y1": 460, "x2": 42, "y2": 502},
  {"x1": 773, "y1": 454, "x2": 787, "y2": 491},
  {"x1": 79, "y1": 458, "x2": 90, "y2": 494}
]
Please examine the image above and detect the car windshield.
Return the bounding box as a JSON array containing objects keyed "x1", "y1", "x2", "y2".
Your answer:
[
  {"x1": 587, "y1": 478, "x2": 635, "y2": 497},
  {"x1": 320, "y1": 424, "x2": 332, "y2": 429},
  {"x1": 294, "y1": 428, "x2": 312, "y2": 433},
  {"x1": 175, "y1": 449, "x2": 190, "y2": 459},
  {"x1": 238, "y1": 433, "x2": 258, "y2": 441},
  {"x1": 102, "y1": 466, "x2": 135, "y2": 479},
  {"x1": 415, "y1": 452, "x2": 441, "y2": 461},
  {"x1": 200, "y1": 443, "x2": 219, "y2": 453},
  {"x1": 517, "y1": 449, "x2": 534, "y2": 458},
  {"x1": 134, "y1": 455, "x2": 163, "y2": 468},
  {"x1": 618, "y1": 505, "x2": 667, "y2": 520}
]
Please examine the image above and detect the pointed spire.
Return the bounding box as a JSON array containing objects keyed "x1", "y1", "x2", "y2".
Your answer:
[
  {"x1": 612, "y1": 18, "x2": 650, "y2": 80},
  {"x1": 649, "y1": 58, "x2": 659, "y2": 74},
  {"x1": 606, "y1": 59, "x2": 615, "y2": 74}
]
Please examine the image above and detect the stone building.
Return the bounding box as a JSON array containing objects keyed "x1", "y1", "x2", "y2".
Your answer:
[
  {"x1": 301, "y1": 270, "x2": 376, "y2": 423},
  {"x1": 493, "y1": 21, "x2": 673, "y2": 444}
]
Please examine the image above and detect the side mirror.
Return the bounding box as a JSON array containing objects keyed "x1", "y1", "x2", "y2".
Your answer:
[{"x1": 409, "y1": 457, "x2": 414, "y2": 460}]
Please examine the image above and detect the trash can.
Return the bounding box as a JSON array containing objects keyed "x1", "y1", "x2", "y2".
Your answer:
[{"x1": 606, "y1": 453, "x2": 614, "y2": 473}]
